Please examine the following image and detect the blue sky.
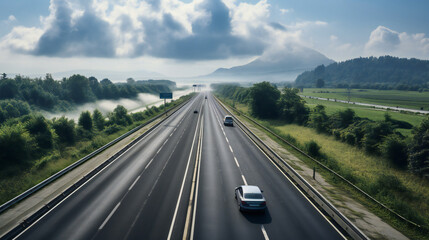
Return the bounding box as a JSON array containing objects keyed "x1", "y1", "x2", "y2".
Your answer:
[{"x1": 1, "y1": 0, "x2": 429, "y2": 78}]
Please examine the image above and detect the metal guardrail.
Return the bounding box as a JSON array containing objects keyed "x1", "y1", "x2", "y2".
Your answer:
[
  {"x1": 216, "y1": 97, "x2": 422, "y2": 230},
  {"x1": 0, "y1": 96, "x2": 194, "y2": 240},
  {"x1": 215, "y1": 97, "x2": 369, "y2": 240}
]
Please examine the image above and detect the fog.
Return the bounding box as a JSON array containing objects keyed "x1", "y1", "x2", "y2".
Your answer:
[{"x1": 41, "y1": 88, "x2": 194, "y2": 121}]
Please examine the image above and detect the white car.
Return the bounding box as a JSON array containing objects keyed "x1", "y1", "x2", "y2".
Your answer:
[{"x1": 235, "y1": 185, "x2": 266, "y2": 212}]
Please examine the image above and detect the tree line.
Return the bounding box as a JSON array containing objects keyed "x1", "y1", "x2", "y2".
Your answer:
[
  {"x1": 295, "y1": 56, "x2": 429, "y2": 91},
  {"x1": 0, "y1": 95, "x2": 188, "y2": 172},
  {"x1": 0, "y1": 74, "x2": 175, "y2": 120},
  {"x1": 213, "y1": 83, "x2": 429, "y2": 176}
]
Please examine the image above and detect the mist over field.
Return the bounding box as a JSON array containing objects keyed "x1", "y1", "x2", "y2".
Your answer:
[{"x1": 41, "y1": 88, "x2": 193, "y2": 121}]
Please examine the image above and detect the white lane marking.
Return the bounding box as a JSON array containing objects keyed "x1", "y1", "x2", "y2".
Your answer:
[
  {"x1": 234, "y1": 157, "x2": 240, "y2": 167},
  {"x1": 145, "y1": 158, "x2": 154, "y2": 169},
  {"x1": 99, "y1": 202, "x2": 121, "y2": 230},
  {"x1": 241, "y1": 175, "x2": 248, "y2": 185},
  {"x1": 170, "y1": 133, "x2": 173, "y2": 137},
  {"x1": 167, "y1": 104, "x2": 203, "y2": 240},
  {"x1": 240, "y1": 125, "x2": 347, "y2": 240},
  {"x1": 14, "y1": 95, "x2": 198, "y2": 239},
  {"x1": 261, "y1": 225, "x2": 269, "y2": 240},
  {"x1": 156, "y1": 147, "x2": 162, "y2": 154},
  {"x1": 128, "y1": 176, "x2": 140, "y2": 191},
  {"x1": 225, "y1": 137, "x2": 229, "y2": 143},
  {"x1": 229, "y1": 145, "x2": 234, "y2": 153}
]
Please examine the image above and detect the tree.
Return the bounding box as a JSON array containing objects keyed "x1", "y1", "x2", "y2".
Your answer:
[
  {"x1": 278, "y1": 87, "x2": 309, "y2": 124},
  {"x1": 308, "y1": 105, "x2": 328, "y2": 132},
  {"x1": 408, "y1": 117, "x2": 429, "y2": 175},
  {"x1": 0, "y1": 124, "x2": 35, "y2": 166},
  {"x1": 1, "y1": 73, "x2": 6, "y2": 79},
  {"x1": 381, "y1": 135, "x2": 408, "y2": 168},
  {"x1": 25, "y1": 115, "x2": 53, "y2": 150},
  {"x1": 315, "y1": 78, "x2": 325, "y2": 88},
  {"x1": 127, "y1": 78, "x2": 136, "y2": 85},
  {"x1": 93, "y1": 109, "x2": 105, "y2": 130},
  {"x1": 0, "y1": 79, "x2": 18, "y2": 99},
  {"x1": 78, "y1": 111, "x2": 93, "y2": 131},
  {"x1": 110, "y1": 105, "x2": 132, "y2": 126},
  {"x1": 64, "y1": 75, "x2": 95, "y2": 103},
  {"x1": 52, "y1": 117, "x2": 76, "y2": 144},
  {"x1": 250, "y1": 82, "x2": 280, "y2": 119}
]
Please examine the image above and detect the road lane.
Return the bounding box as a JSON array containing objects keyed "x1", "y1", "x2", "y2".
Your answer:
[
  {"x1": 192, "y1": 93, "x2": 345, "y2": 240},
  {"x1": 16, "y1": 94, "x2": 204, "y2": 240}
]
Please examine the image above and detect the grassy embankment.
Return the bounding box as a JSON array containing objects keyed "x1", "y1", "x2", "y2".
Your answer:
[
  {"x1": 0, "y1": 94, "x2": 194, "y2": 205},
  {"x1": 304, "y1": 97, "x2": 426, "y2": 137},
  {"x1": 300, "y1": 88, "x2": 429, "y2": 111},
  {"x1": 220, "y1": 97, "x2": 429, "y2": 240}
]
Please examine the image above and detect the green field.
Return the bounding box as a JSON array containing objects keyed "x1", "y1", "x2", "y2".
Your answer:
[
  {"x1": 304, "y1": 98, "x2": 426, "y2": 136},
  {"x1": 300, "y1": 88, "x2": 429, "y2": 111}
]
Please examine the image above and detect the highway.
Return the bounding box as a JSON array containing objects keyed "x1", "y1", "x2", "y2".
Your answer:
[{"x1": 13, "y1": 92, "x2": 346, "y2": 240}]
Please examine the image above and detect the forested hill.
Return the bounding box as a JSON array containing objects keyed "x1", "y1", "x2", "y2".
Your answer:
[
  {"x1": 0, "y1": 74, "x2": 175, "y2": 121},
  {"x1": 295, "y1": 56, "x2": 429, "y2": 90}
]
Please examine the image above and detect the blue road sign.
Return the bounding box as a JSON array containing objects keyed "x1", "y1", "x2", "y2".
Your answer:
[{"x1": 160, "y1": 92, "x2": 173, "y2": 99}]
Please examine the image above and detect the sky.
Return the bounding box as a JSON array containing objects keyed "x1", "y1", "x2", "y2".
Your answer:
[{"x1": 1, "y1": 0, "x2": 429, "y2": 79}]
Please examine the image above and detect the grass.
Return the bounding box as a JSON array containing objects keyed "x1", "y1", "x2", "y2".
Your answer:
[
  {"x1": 301, "y1": 88, "x2": 429, "y2": 111},
  {"x1": 0, "y1": 94, "x2": 193, "y2": 205},
  {"x1": 218, "y1": 97, "x2": 429, "y2": 239},
  {"x1": 304, "y1": 98, "x2": 426, "y2": 137}
]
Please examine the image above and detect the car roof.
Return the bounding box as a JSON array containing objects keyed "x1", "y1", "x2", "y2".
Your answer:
[
  {"x1": 240, "y1": 185, "x2": 262, "y2": 194},
  {"x1": 224, "y1": 115, "x2": 233, "y2": 118}
]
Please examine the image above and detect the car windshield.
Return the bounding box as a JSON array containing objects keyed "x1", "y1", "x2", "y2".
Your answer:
[
  {"x1": 244, "y1": 193, "x2": 263, "y2": 199},
  {"x1": 225, "y1": 117, "x2": 232, "y2": 120}
]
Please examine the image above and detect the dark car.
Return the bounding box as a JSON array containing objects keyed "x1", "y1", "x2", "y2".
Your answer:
[
  {"x1": 194, "y1": 110, "x2": 198, "y2": 114},
  {"x1": 223, "y1": 115, "x2": 233, "y2": 126},
  {"x1": 235, "y1": 185, "x2": 266, "y2": 212}
]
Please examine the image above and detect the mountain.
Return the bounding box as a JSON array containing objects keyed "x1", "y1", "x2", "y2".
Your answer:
[
  {"x1": 295, "y1": 56, "x2": 429, "y2": 90},
  {"x1": 204, "y1": 46, "x2": 334, "y2": 82}
]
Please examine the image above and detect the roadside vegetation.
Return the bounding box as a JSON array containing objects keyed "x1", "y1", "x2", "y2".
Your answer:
[
  {"x1": 213, "y1": 83, "x2": 429, "y2": 239},
  {"x1": 0, "y1": 89, "x2": 194, "y2": 205},
  {"x1": 0, "y1": 73, "x2": 176, "y2": 117},
  {"x1": 301, "y1": 88, "x2": 429, "y2": 111}
]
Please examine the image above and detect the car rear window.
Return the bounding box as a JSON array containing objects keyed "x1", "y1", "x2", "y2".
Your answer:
[
  {"x1": 244, "y1": 193, "x2": 263, "y2": 199},
  {"x1": 225, "y1": 117, "x2": 233, "y2": 120}
]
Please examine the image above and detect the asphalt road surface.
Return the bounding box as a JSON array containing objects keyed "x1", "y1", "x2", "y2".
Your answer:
[{"x1": 14, "y1": 93, "x2": 345, "y2": 240}]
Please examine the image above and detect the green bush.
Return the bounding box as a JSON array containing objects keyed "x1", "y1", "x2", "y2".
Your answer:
[
  {"x1": 381, "y1": 135, "x2": 408, "y2": 168},
  {"x1": 104, "y1": 124, "x2": 122, "y2": 134},
  {"x1": 305, "y1": 140, "x2": 321, "y2": 158}
]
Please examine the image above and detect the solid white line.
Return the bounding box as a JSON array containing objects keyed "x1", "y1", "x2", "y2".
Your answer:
[
  {"x1": 167, "y1": 105, "x2": 203, "y2": 240},
  {"x1": 99, "y1": 202, "x2": 121, "y2": 230},
  {"x1": 229, "y1": 145, "x2": 234, "y2": 153},
  {"x1": 234, "y1": 157, "x2": 240, "y2": 167},
  {"x1": 241, "y1": 175, "x2": 248, "y2": 185},
  {"x1": 261, "y1": 225, "x2": 269, "y2": 240},
  {"x1": 128, "y1": 176, "x2": 140, "y2": 191}
]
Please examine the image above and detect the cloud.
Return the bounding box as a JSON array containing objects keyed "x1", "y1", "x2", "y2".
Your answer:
[
  {"x1": 8, "y1": 15, "x2": 16, "y2": 22},
  {"x1": 0, "y1": 0, "x2": 328, "y2": 60},
  {"x1": 365, "y1": 25, "x2": 429, "y2": 59},
  {"x1": 280, "y1": 8, "x2": 293, "y2": 15}
]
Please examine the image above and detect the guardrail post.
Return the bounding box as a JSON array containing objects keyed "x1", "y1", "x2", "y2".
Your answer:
[{"x1": 313, "y1": 167, "x2": 316, "y2": 180}]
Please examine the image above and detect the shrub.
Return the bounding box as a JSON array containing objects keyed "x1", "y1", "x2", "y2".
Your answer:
[
  {"x1": 78, "y1": 111, "x2": 93, "y2": 131},
  {"x1": 381, "y1": 135, "x2": 408, "y2": 168},
  {"x1": 104, "y1": 124, "x2": 122, "y2": 134},
  {"x1": 305, "y1": 140, "x2": 321, "y2": 158},
  {"x1": 52, "y1": 116, "x2": 76, "y2": 144}
]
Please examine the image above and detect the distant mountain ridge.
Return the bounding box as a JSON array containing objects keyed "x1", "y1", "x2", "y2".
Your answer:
[
  {"x1": 204, "y1": 46, "x2": 334, "y2": 82},
  {"x1": 295, "y1": 56, "x2": 429, "y2": 90}
]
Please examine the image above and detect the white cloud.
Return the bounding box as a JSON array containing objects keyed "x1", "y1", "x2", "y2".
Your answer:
[
  {"x1": 280, "y1": 8, "x2": 293, "y2": 15},
  {"x1": 8, "y1": 15, "x2": 16, "y2": 22},
  {"x1": 365, "y1": 25, "x2": 429, "y2": 59}
]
